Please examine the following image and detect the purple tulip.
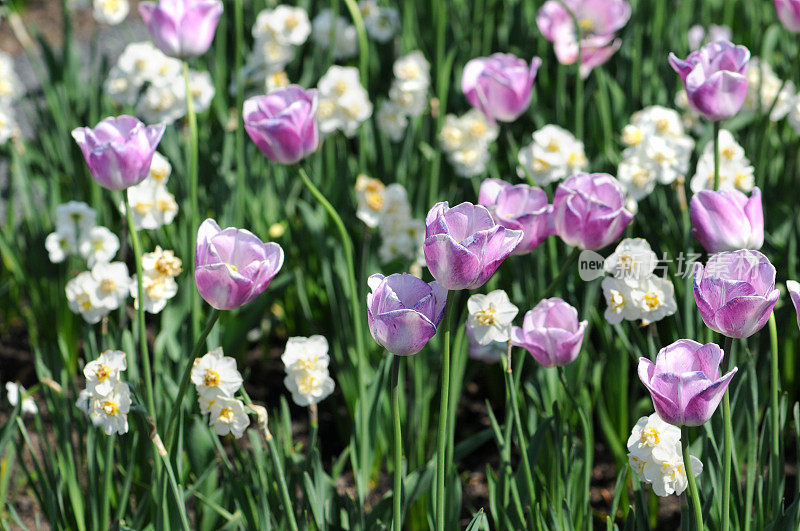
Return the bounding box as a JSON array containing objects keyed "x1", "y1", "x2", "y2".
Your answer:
[
  {"x1": 243, "y1": 86, "x2": 319, "y2": 165},
  {"x1": 478, "y1": 178, "x2": 554, "y2": 255},
  {"x1": 690, "y1": 187, "x2": 763, "y2": 254},
  {"x1": 423, "y1": 202, "x2": 523, "y2": 290},
  {"x1": 693, "y1": 250, "x2": 780, "y2": 338},
  {"x1": 552, "y1": 173, "x2": 633, "y2": 250},
  {"x1": 461, "y1": 53, "x2": 542, "y2": 123},
  {"x1": 787, "y1": 280, "x2": 800, "y2": 330},
  {"x1": 139, "y1": 0, "x2": 224, "y2": 58},
  {"x1": 638, "y1": 339, "x2": 737, "y2": 426},
  {"x1": 366, "y1": 273, "x2": 447, "y2": 356},
  {"x1": 775, "y1": 0, "x2": 800, "y2": 32},
  {"x1": 195, "y1": 219, "x2": 284, "y2": 310},
  {"x1": 536, "y1": 0, "x2": 631, "y2": 78},
  {"x1": 669, "y1": 40, "x2": 750, "y2": 122},
  {"x1": 511, "y1": 298, "x2": 587, "y2": 367},
  {"x1": 72, "y1": 116, "x2": 165, "y2": 191}
]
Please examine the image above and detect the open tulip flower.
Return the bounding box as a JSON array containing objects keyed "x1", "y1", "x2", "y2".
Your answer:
[
  {"x1": 552, "y1": 173, "x2": 633, "y2": 250},
  {"x1": 139, "y1": 0, "x2": 224, "y2": 58},
  {"x1": 243, "y1": 86, "x2": 320, "y2": 165},
  {"x1": 461, "y1": 53, "x2": 541, "y2": 123},
  {"x1": 669, "y1": 40, "x2": 750, "y2": 122},
  {"x1": 639, "y1": 339, "x2": 737, "y2": 426},
  {"x1": 693, "y1": 250, "x2": 780, "y2": 338},
  {"x1": 423, "y1": 202, "x2": 523, "y2": 290},
  {"x1": 690, "y1": 187, "x2": 763, "y2": 254},
  {"x1": 366, "y1": 273, "x2": 447, "y2": 356},
  {"x1": 775, "y1": 0, "x2": 800, "y2": 32},
  {"x1": 72, "y1": 116, "x2": 165, "y2": 191},
  {"x1": 478, "y1": 178, "x2": 553, "y2": 255},
  {"x1": 195, "y1": 219, "x2": 284, "y2": 310},
  {"x1": 511, "y1": 297, "x2": 587, "y2": 367}
]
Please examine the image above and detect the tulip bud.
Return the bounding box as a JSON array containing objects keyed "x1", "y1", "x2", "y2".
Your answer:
[
  {"x1": 511, "y1": 298, "x2": 587, "y2": 367},
  {"x1": 461, "y1": 53, "x2": 541, "y2": 123},
  {"x1": 689, "y1": 187, "x2": 763, "y2": 254},
  {"x1": 139, "y1": 0, "x2": 224, "y2": 59}
]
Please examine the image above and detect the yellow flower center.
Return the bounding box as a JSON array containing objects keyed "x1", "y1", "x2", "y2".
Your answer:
[
  {"x1": 441, "y1": 127, "x2": 463, "y2": 147},
  {"x1": 95, "y1": 365, "x2": 112, "y2": 381},
  {"x1": 610, "y1": 290, "x2": 625, "y2": 312},
  {"x1": 546, "y1": 139, "x2": 560, "y2": 152},
  {"x1": 103, "y1": 0, "x2": 121, "y2": 13},
  {"x1": 204, "y1": 369, "x2": 220, "y2": 387},
  {"x1": 285, "y1": 14, "x2": 299, "y2": 30},
  {"x1": 298, "y1": 374, "x2": 317, "y2": 395},
  {"x1": 641, "y1": 426, "x2": 660, "y2": 446},
  {"x1": 567, "y1": 151, "x2": 586, "y2": 168},
  {"x1": 722, "y1": 146, "x2": 735, "y2": 160},
  {"x1": 644, "y1": 293, "x2": 661, "y2": 311},
  {"x1": 217, "y1": 407, "x2": 234, "y2": 424},
  {"x1": 102, "y1": 400, "x2": 119, "y2": 416},
  {"x1": 475, "y1": 304, "x2": 498, "y2": 326},
  {"x1": 334, "y1": 80, "x2": 348, "y2": 96},
  {"x1": 632, "y1": 169, "x2": 650, "y2": 187},
  {"x1": 297, "y1": 355, "x2": 320, "y2": 372},
  {"x1": 578, "y1": 18, "x2": 594, "y2": 31},
  {"x1": 135, "y1": 58, "x2": 148, "y2": 72},
  {"x1": 154, "y1": 251, "x2": 182, "y2": 277},
  {"x1": 0, "y1": 80, "x2": 11, "y2": 97},
  {"x1": 318, "y1": 100, "x2": 336, "y2": 118},
  {"x1": 655, "y1": 118, "x2": 670, "y2": 133},
  {"x1": 270, "y1": 71, "x2": 289, "y2": 88},
  {"x1": 134, "y1": 201, "x2": 152, "y2": 215},
  {"x1": 662, "y1": 462, "x2": 678, "y2": 479},
  {"x1": 100, "y1": 278, "x2": 116, "y2": 293},
  {"x1": 151, "y1": 167, "x2": 167, "y2": 181},
  {"x1": 532, "y1": 157, "x2": 550, "y2": 172},
  {"x1": 622, "y1": 126, "x2": 642, "y2": 146},
  {"x1": 399, "y1": 63, "x2": 420, "y2": 79},
  {"x1": 366, "y1": 191, "x2": 384, "y2": 211},
  {"x1": 469, "y1": 120, "x2": 487, "y2": 138}
]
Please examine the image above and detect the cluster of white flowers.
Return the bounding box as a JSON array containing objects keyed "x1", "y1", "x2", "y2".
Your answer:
[
  {"x1": 316, "y1": 66, "x2": 373, "y2": 137},
  {"x1": 191, "y1": 348, "x2": 250, "y2": 438},
  {"x1": 377, "y1": 51, "x2": 431, "y2": 142},
  {"x1": 744, "y1": 57, "x2": 795, "y2": 122},
  {"x1": 617, "y1": 106, "x2": 694, "y2": 206},
  {"x1": 440, "y1": 109, "x2": 499, "y2": 177},
  {"x1": 467, "y1": 290, "x2": 519, "y2": 345},
  {"x1": 92, "y1": 0, "x2": 129, "y2": 25},
  {"x1": 359, "y1": 1, "x2": 400, "y2": 43},
  {"x1": 5, "y1": 382, "x2": 38, "y2": 416},
  {"x1": 689, "y1": 129, "x2": 754, "y2": 193},
  {"x1": 0, "y1": 51, "x2": 22, "y2": 145},
  {"x1": 120, "y1": 152, "x2": 179, "y2": 230},
  {"x1": 312, "y1": 9, "x2": 358, "y2": 60},
  {"x1": 355, "y1": 175, "x2": 425, "y2": 264},
  {"x1": 132, "y1": 246, "x2": 182, "y2": 314},
  {"x1": 105, "y1": 42, "x2": 215, "y2": 125},
  {"x1": 281, "y1": 336, "x2": 335, "y2": 407},
  {"x1": 77, "y1": 350, "x2": 131, "y2": 435},
  {"x1": 627, "y1": 413, "x2": 703, "y2": 497},
  {"x1": 517, "y1": 125, "x2": 587, "y2": 186},
  {"x1": 601, "y1": 239, "x2": 677, "y2": 325},
  {"x1": 240, "y1": 5, "x2": 311, "y2": 94}
]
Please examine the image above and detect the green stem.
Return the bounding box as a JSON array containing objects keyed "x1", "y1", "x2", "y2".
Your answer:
[
  {"x1": 233, "y1": 0, "x2": 246, "y2": 226},
  {"x1": 541, "y1": 247, "x2": 580, "y2": 299},
  {"x1": 575, "y1": 37, "x2": 584, "y2": 140},
  {"x1": 435, "y1": 299, "x2": 456, "y2": 531},
  {"x1": 557, "y1": 367, "x2": 592, "y2": 528},
  {"x1": 768, "y1": 312, "x2": 780, "y2": 500},
  {"x1": 125, "y1": 189, "x2": 155, "y2": 416},
  {"x1": 297, "y1": 167, "x2": 369, "y2": 504},
  {"x1": 183, "y1": 61, "x2": 201, "y2": 342},
  {"x1": 681, "y1": 426, "x2": 704, "y2": 530},
  {"x1": 713, "y1": 121, "x2": 721, "y2": 190},
  {"x1": 722, "y1": 335, "x2": 734, "y2": 531},
  {"x1": 266, "y1": 431, "x2": 300, "y2": 531},
  {"x1": 100, "y1": 434, "x2": 114, "y2": 529},
  {"x1": 503, "y1": 347, "x2": 536, "y2": 515},
  {"x1": 391, "y1": 355, "x2": 403, "y2": 531},
  {"x1": 165, "y1": 309, "x2": 221, "y2": 450},
  {"x1": 342, "y1": 0, "x2": 369, "y2": 89}
]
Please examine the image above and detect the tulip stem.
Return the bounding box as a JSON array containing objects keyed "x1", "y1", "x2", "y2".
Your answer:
[
  {"x1": 768, "y1": 312, "x2": 781, "y2": 502},
  {"x1": 681, "y1": 426, "x2": 704, "y2": 530},
  {"x1": 391, "y1": 355, "x2": 403, "y2": 531},
  {"x1": 125, "y1": 189, "x2": 155, "y2": 417},
  {"x1": 297, "y1": 166, "x2": 369, "y2": 504},
  {"x1": 233, "y1": 0, "x2": 246, "y2": 227},
  {"x1": 164, "y1": 308, "x2": 221, "y2": 451},
  {"x1": 575, "y1": 36, "x2": 584, "y2": 140},
  {"x1": 183, "y1": 61, "x2": 201, "y2": 344},
  {"x1": 722, "y1": 334, "x2": 734, "y2": 531},
  {"x1": 503, "y1": 348, "x2": 536, "y2": 516},
  {"x1": 713, "y1": 121, "x2": 721, "y2": 190},
  {"x1": 435, "y1": 299, "x2": 456, "y2": 531},
  {"x1": 541, "y1": 247, "x2": 580, "y2": 299}
]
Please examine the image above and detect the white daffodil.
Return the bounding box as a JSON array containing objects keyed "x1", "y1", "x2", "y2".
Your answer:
[
  {"x1": 136, "y1": 79, "x2": 187, "y2": 126},
  {"x1": 467, "y1": 290, "x2": 519, "y2": 345},
  {"x1": 311, "y1": 9, "x2": 358, "y2": 60},
  {"x1": 690, "y1": 129, "x2": 754, "y2": 193},
  {"x1": 5, "y1": 382, "x2": 38, "y2": 415},
  {"x1": 283, "y1": 368, "x2": 335, "y2": 407},
  {"x1": 66, "y1": 272, "x2": 108, "y2": 324},
  {"x1": 0, "y1": 51, "x2": 23, "y2": 104},
  {"x1": 0, "y1": 107, "x2": 17, "y2": 145},
  {"x1": 191, "y1": 347, "x2": 244, "y2": 400},
  {"x1": 92, "y1": 0, "x2": 129, "y2": 25},
  {"x1": 45, "y1": 227, "x2": 78, "y2": 263},
  {"x1": 361, "y1": 1, "x2": 400, "y2": 42},
  {"x1": 355, "y1": 175, "x2": 387, "y2": 228},
  {"x1": 83, "y1": 350, "x2": 127, "y2": 397},
  {"x1": 744, "y1": 57, "x2": 795, "y2": 121},
  {"x1": 79, "y1": 226, "x2": 120, "y2": 267},
  {"x1": 88, "y1": 380, "x2": 131, "y2": 435},
  {"x1": 392, "y1": 51, "x2": 431, "y2": 93},
  {"x1": 376, "y1": 100, "x2": 409, "y2": 142},
  {"x1": 90, "y1": 262, "x2": 131, "y2": 310},
  {"x1": 604, "y1": 238, "x2": 658, "y2": 285},
  {"x1": 131, "y1": 247, "x2": 182, "y2": 314},
  {"x1": 282, "y1": 336, "x2": 331, "y2": 375},
  {"x1": 148, "y1": 152, "x2": 172, "y2": 184},
  {"x1": 187, "y1": 70, "x2": 216, "y2": 114},
  {"x1": 57, "y1": 201, "x2": 97, "y2": 235},
  {"x1": 123, "y1": 179, "x2": 179, "y2": 230},
  {"x1": 255, "y1": 5, "x2": 311, "y2": 46},
  {"x1": 630, "y1": 276, "x2": 677, "y2": 324},
  {"x1": 389, "y1": 80, "x2": 427, "y2": 118},
  {"x1": 617, "y1": 156, "x2": 657, "y2": 201},
  {"x1": 209, "y1": 396, "x2": 250, "y2": 438},
  {"x1": 601, "y1": 276, "x2": 641, "y2": 325},
  {"x1": 517, "y1": 125, "x2": 586, "y2": 186},
  {"x1": 316, "y1": 66, "x2": 372, "y2": 137}
]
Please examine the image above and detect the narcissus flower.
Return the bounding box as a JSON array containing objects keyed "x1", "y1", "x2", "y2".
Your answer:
[
  {"x1": 209, "y1": 396, "x2": 250, "y2": 438},
  {"x1": 423, "y1": 202, "x2": 522, "y2": 290},
  {"x1": 552, "y1": 173, "x2": 633, "y2": 250},
  {"x1": 461, "y1": 53, "x2": 541, "y2": 123},
  {"x1": 511, "y1": 297, "x2": 587, "y2": 367},
  {"x1": 478, "y1": 178, "x2": 554, "y2": 255},
  {"x1": 88, "y1": 380, "x2": 131, "y2": 435},
  {"x1": 693, "y1": 250, "x2": 779, "y2": 338},
  {"x1": 367, "y1": 273, "x2": 447, "y2": 356},
  {"x1": 138, "y1": 0, "x2": 224, "y2": 58},
  {"x1": 466, "y1": 290, "x2": 518, "y2": 345},
  {"x1": 282, "y1": 336, "x2": 335, "y2": 406},
  {"x1": 84, "y1": 350, "x2": 127, "y2": 397},
  {"x1": 72, "y1": 116, "x2": 165, "y2": 190},
  {"x1": 243, "y1": 85, "x2": 319, "y2": 165},
  {"x1": 195, "y1": 219, "x2": 284, "y2": 310},
  {"x1": 669, "y1": 40, "x2": 750, "y2": 122},
  {"x1": 5, "y1": 382, "x2": 38, "y2": 416},
  {"x1": 690, "y1": 188, "x2": 763, "y2": 254},
  {"x1": 191, "y1": 347, "x2": 244, "y2": 400},
  {"x1": 638, "y1": 339, "x2": 737, "y2": 426}
]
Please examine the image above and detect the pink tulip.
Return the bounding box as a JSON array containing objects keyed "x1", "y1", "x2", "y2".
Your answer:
[
  {"x1": 461, "y1": 53, "x2": 541, "y2": 122},
  {"x1": 139, "y1": 0, "x2": 224, "y2": 58}
]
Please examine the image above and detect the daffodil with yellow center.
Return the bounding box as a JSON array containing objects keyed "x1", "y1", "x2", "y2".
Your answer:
[
  {"x1": 217, "y1": 407, "x2": 234, "y2": 424},
  {"x1": 609, "y1": 290, "x2": 625, "y2": 313},
  {"x1": 643, "y1": 293, "x2": 661, "y2": 311},
  {"x1": 102, "y1": 400, "x2": 119, "y2": 417},
  {"x1": 641, "y1": 426, "x2": 660, "y2": 446},
  {"x1": 203, "y1": 369, "x2": 220, "y2": 388},
  {"x1": 95, "y1": 365, "x2": 112, "y2": 381},
  {"x1": 475, "y1": 304, "x2": 498, "y2": 326}
]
